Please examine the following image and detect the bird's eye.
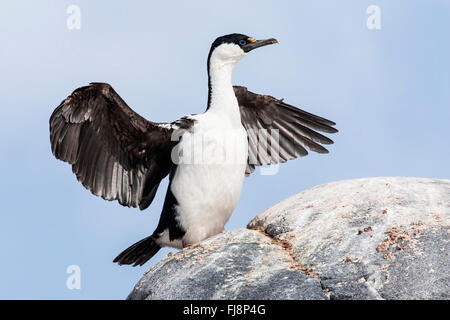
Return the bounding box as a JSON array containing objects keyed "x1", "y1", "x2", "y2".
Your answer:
[{"x1": 239, "y1": 39, "x2": 247, "y2": 46}]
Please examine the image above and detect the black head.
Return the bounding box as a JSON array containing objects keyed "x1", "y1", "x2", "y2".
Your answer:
[
  {"x1": 210, "y1": 33, "x2": 278, "y2": 54},
  {"x1": 206, "y1": 33, "x2": 278, "y2": 109}
]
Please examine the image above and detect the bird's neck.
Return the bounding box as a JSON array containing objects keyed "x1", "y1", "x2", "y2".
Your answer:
[{"x1": 206, "y1": 58, "x2": 239, "y2": 118}]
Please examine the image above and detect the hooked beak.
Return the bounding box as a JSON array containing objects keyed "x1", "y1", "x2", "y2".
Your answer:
[{"x1": 242, "y1": 38, "x2": 278, "y2": 53}]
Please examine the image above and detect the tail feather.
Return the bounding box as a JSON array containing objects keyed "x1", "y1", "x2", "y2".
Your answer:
[{"x1": 113, "y1": 236, "x2": 161, "y2": 266}]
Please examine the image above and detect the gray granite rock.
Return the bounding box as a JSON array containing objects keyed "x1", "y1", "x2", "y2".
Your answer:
[
  {"x1": 128, "y1": 229, "x2": 327, "y2": 300},
  {"x1": 128, "y1": 177, "x2": 450, "y2": 300}
]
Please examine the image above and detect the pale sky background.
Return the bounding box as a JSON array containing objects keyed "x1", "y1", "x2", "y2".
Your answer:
[{"x1": 0, "y1": 1, "x2": 449, "y2": 299}]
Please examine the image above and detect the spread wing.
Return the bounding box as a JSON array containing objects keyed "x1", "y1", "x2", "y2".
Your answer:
[
  {"x1": 234, "y1": 86, "x2": 338, "y2": 175},
  {"x1": 50, "y1": 82, "x2": 192, "y2": 210}
]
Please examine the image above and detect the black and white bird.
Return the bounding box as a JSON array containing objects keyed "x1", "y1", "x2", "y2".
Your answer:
[{"x1": 49, "y1": 34, "x2": 338, "y2": 266}]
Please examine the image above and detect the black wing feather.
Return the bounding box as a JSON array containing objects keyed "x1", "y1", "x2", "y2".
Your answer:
[
  {"x1": 50, "y1": 82, "x2": 190, "y2": 210},
  {"x1": 234, "y1": 86, "x2": 338, "y2": 176}
]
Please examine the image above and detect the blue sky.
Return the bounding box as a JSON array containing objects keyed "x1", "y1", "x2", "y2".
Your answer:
[{"x1": 0, "y1": 0, "x2": 449, "y2": 299}]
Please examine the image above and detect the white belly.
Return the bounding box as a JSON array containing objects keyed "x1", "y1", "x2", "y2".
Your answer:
[{"x1": 170, "y1": 114, "x2": 248, "y2": 246}]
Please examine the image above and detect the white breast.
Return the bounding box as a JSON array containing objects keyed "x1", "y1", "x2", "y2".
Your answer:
[{"x1": 170, "y1": 110, "x2": 248, "y2": 246}]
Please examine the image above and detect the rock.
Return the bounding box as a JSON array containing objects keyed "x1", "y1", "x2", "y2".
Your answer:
[
  {"x1": 128, "y1": 177, "x2": 450, "y2": 300},
  {"x1": 128, "y1": 229, "x2": 327, "y2": 300}
]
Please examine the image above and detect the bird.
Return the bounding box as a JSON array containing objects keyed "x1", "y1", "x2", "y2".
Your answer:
[{"x1": 49, "y1": 33, "x2": 338, "y2": 266}]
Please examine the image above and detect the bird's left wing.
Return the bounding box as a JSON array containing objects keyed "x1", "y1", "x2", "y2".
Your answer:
[
  {"x1": 50, "y1": 82, "x2": 192, "y2": 210},
  {"x1": 234, "y1": 86, "x2": 338, "y2": 176}
]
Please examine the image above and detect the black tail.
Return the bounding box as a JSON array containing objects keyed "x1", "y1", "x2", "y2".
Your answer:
[{"x1": 113, "y1": 236, "x2": 161, "y2": 266}]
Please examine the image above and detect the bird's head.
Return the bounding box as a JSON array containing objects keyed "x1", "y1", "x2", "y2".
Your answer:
[{"x1": 208, "y1": 33, "x2": 278, "y2": 68}]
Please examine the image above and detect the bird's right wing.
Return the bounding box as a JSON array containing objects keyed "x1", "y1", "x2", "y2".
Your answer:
[{"x1": 50, "y1": 82, "x2": 193, "y2": 210}]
